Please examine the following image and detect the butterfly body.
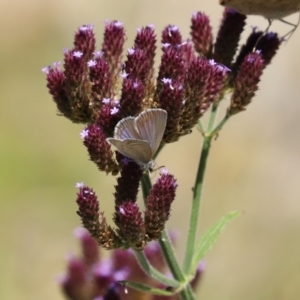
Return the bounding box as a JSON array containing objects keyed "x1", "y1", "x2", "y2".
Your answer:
[
  {"x1": 219, "y1": 0, "x2": 300, "y2": 19},
  {"x1": 107, "y1": 109, "x2": 168, "y2": 170}
]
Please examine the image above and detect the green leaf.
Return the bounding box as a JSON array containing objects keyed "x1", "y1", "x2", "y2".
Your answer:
[
  {"x1": 191, "y1": 211, "x2": 239, "y2": 274},
  {"x1": 119, "y1": 280, "x2": 175, "y2": 296}
]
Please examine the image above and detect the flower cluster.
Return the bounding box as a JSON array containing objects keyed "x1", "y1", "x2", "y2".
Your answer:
[
  {"x1": 43, "y1": 9, "x2": 280, "y2": 250},
  {"x1": 59, "y1": 228, "x2": 204, "y2": 300},
  {"x1": 43, "y1": 10, "x2": 280, "y2": 173},
  {"x1": 76, "y1": 169, "x2": 177, "y2": 250}
]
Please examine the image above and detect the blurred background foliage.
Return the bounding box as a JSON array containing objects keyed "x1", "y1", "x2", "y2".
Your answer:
[{"x1": 1, "y1": 0, "x2": 300, "y2": 299}]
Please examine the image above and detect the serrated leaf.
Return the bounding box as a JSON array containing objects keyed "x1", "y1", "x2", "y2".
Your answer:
[{"x1": 191, "y1": 211, "x2": 239, "y2": 274}]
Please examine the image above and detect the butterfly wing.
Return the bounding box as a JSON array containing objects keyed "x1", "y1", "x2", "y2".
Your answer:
[
  {"x1": 113, "y1": 117, "x2": 141, "y2": 140},
  {"x1": 134, "y1": 109, "x2": 167, "y2": 156},
  {"x1": 106, "y1": 138, "x2": 153, "y2": 164}
]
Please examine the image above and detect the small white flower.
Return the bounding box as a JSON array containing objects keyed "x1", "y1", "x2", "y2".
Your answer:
[
  {"x1": 161, "y1": 168, "x2": 169, "y2": 175},
  {"x1": 87, "y1": 60, "x2": 97, "y2": 67},
  {"x1": 80, "y1": 129, "x2": 89, "y2": 139},
  {"x1": 73, "y1": 51, "x2": 83, "y2": 58},
  {"x1": 110, "y1": 107, "x2": 119, "y2": 115},
  {"x1": 161, "y1": 78, "x2": 172, "y2": 84},
  {"x1": 114, "y1": 21, "x2": 123, "y2": 28},
  {"x1": 127, "y1": 48, "x2": 135, "y2": 55},
  {"x1": 93, "y1": 51, "x2": 103, "y2": 58},
  {"x1": 120, "y1": 72, "x2": 129, "y2": 79},
  {"x1": 208, "y1": 59, "x2": 216, "y2": 66},
  {"x1": 102, "y1": 98, "x2": 111, "y2": 104},
  {"x1": 41, "y1": 67, "x2": 50, "y2": 74},
  {"x1": 75, "y1": 182, "x2": 84, "y2": 188},
  {"x1": 53, "y1": 61, "x2": 61, "y2": 68}
]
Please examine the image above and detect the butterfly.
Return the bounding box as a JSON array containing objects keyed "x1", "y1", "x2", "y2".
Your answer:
[
  {"x1": 219, "y1": 0, "x2": 300, "y2": 39},
  {"x1": 219, "y1": 0, "x2": 300, "y2": 19},
  {"x1": 106, "y1": 108, "x2": 168, "y2": 170}
]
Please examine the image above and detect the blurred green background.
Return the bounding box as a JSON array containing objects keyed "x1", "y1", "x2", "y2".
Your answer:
[{"x1": 1, "y1": 0, "x2": 300, "y2": 299}]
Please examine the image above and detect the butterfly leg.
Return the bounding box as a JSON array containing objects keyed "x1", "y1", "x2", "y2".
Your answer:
[{"x1": 279, "y1": 13, "x2": 300, "y2": 41}]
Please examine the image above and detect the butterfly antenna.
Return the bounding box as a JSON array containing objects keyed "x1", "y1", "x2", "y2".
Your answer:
[{"x1": 150, "y1": 165, "x2": 165, "y2": 179}]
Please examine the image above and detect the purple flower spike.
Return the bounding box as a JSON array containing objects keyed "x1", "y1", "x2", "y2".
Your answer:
[
  {"x1": 156, "y1": 46, "x2": 185, "y2": 93},
  {"x1": 256, "y1": 32, "x2": 281, "y2": 67},
  {"x1": 159, "y1": 79, "x2": 184, "y2": 142},
  {"x1": 74, "y1": 228, "x2": 100, "y2": 267},
  {"x1": 213, "y1": 8, "x2": 246, "y2": 67},
  {"x1": 228, "y1": 51, "x2": 264, "y2": 115},
  {"x1": 88, "y1": 56, "x2": 113, "y2": 110},
  {"x1": 61, "y1": 255, "x2": 90, "y2": 300},
  {"x1": 76, "y1": 185, "x2": 120, "y2": 249},
  {"x1": 145, "y1": 170, "x2": 177, "y2": 240},
  {"x1": 162, "y1": 25, "x2": 182, "y2": 46},
  {"x1": 123, "y1": 48, "x2": 150, "y2": 85},
  {"x1": 191, "y1": 12, "x2": 213, "y2": 56},
  {"x1": 118, "y1": 78, "x2": 145, "y2": 118},
  {"x1": 134, "y1": 25, "x2": 156, "y2": 76},
  {"x1": 102, "y1": 20, "x2": 125, "y2": 80},
  {"x1": 82, "y1": 124, "x2": 119, "y2": 175},
  {"x1": 114, "y1": 202, "x2": 146, "y2": 250},
  {"x1": 113, "y1": 161, "x2": 143, "y2": 206},
  {"x1": 74, "y1": 24, "x2": 96, "y2": 60}
]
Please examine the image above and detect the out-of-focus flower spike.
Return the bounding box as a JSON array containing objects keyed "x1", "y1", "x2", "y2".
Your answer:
[
  {"x1": 118, "y1": 78, "x2": 145, "y2": 118},
  {"x1": 74, "y1": 227, "x2": 100, "y2": 267},
  {"x1": 213, "y1": 8, "x2": 246, "y2": 67},
  {"x1": 145, "y1": 170, "x2": 177, "y2": 240},
  {"x1": 44, "y1": 64, "x2": 72, "y2": 119},
  {"x1": 114, "y1": 202, "x2": 146, "y2": 250},
  {"x1": 228, "y1": 51, "x2": 264, "y2": 115},
  {"x1": 103, "y1": 283, "x2": 122, "y2": 300},
  {"x1": 143, "y1": 241, "x2": 167, "y2": 273},
  {"x1": 61, "y1": 255, "x2": 90, "y2": 300},
  {"x1": 82, "y1": 124, "x2": 119, "y2": 175},
  {"x1": 102, "y1": 20, "x2": 125, "y2": 81},
  {"x1": 113, "y1": 161, "x2": 143, "y2": 206},
  {"x1": 162, "y1": 25, "x2": 182, "y2": 46},
  {"x1": 159, "y1": 79, "x2": 183, "y2": 142},
  {"x1": 63, "y1": 50, "x2": 93, "y2": 123},
  {"x1": 74, "y1": 24, "x2": 96, "y2": 60},
  {"x1": 111, "y1": 249, "x2": 148, "y2": 285},
  {"x1": 256, "y1": 32, "x2": 281, "y2": 67},
  {"x1": 88, "y1": 56, "x2": 113, "y2": 111},
  {"x1": 191, "y1": 12, "x2": 213, "y2": 57},
  {"x1": 76, "y1": 185, "x2": 121, "y2": 249},
  {"x1": 190, "y1": 260, "x2": 205, "y2": 291},
  {"x1": 92, "y1": 261, "x2": 115, "y2": 295}
]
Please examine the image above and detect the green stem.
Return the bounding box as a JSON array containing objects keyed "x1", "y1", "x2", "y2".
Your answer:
[
  {"x1": 183, "y1": 135, "x2": 212, "y2": 274},
  {"x1": 209, "y1": 113, "x2": 230, "y2": 136},
  {"x1": 183, "y1": 102, "x2": 220, "y2": 274},
  {"x1": 207, "y1": 102, "x2": 219, "y2": 132},
  {"x1": 134, "y1": 250, "x2": 180, "y2": 288}
]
